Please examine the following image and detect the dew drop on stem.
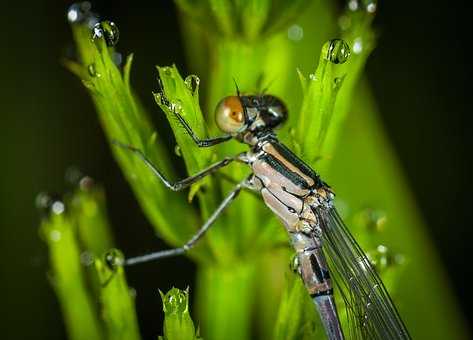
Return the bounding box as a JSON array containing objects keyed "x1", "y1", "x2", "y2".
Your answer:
[
  {"x1": 87, "y1": 63, "x2": 99, "y2": 77},
  {"x1": 365, "y1": 0, "x2": 377, "y2": 13},
  {"x1": 67, "y1": 2, "x2": 98, "y2": 27},
  {"x1": 184, "y1": 75, "x2": 200, "y2": 93},
  {"x1": 104, "y1": 248, "x2": 125, "y2": 269},
  {"x1": 92, "y1": 21, "x2": 120, "y2": 47},
  {"x1": 174, "y1": 145, "x2": 182, "y2": 157},
  {"x1": 353, "y1": 37, "x2": 363, "y2": 54},
  {"x1": 325, "y1": 39, "x2": 351, "y2": 64},
  {"x1": 36, "y1": 192, "x2": 65, "y2": 216}
]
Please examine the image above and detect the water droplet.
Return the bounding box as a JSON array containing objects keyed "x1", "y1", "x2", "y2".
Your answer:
[
  {"x1": 87, "y1": 63, "x2": 99, "y2": 77},
  {"x1": 65, "y1": 166, "x2": 83, "y2": 185},
  {"x1": 353, "y1": 37, "x2": 363, "y2": 54},
  {"x1": 92, "y1": 21, "x2": 119, "y2": 47},
  {"x1": 79, "y1": 176, "x2": 95, "y2": 191},
  {"x1": 80, "y1": 251, "x2": 95, "y2": 266},
  {"x1": 348, "y1": 0, "x2": 359, "y2": 11},
  {"x1": 50, "y1": 230, "x2": 62, "y2": 242},
  {"x1": 160, "y1": 287, "x2": 189, "y2": 314},
  {"x1": 36, "y1": 192, "x2": 52, "y2": 211},
  {"x1": 51, "y1": 201, "x2": 65, "y2": 215},
  {"x1": 67, "y1": 2, "x2": 91, "y2": 23},
  {"x1": 325, "y1": 39, "x2": 351, "y2": 64},
  {"x1": 67, "y1": 2, "x2": 98, "y2": 27},
  {"x1": 333, "y1": 76, "x2": 344, "y2": 89},
  {"x1": 184, "y1": 74, "x2": 200, "y2": 93},
  {"x1": 290, "y1": 254, "x2": 300, "y2": 273},
  {"x1": 287, "y1": 24, "x2": 304, "y2": 41},
  {"x1": 174, "y1": 145, "x2": 182, "y2": 157},
  {"x1": 368, "y1": 244, "x2": 400, "y2": 271},
  {"x1": 161, "y1": 66, "x2": 173, "y2": 76},
  {"x1": 104, "y1": 248, "x2": 124, "y2": 269},
  {"x1": 36, "y1": 192, "x2": 65, "y2": 216},
  {"x1": 309, "y1": 73, "x2": 317, "y2": 81},
  {"x1": 365, "y1": 0, "x2": 377, "y2": 13},
  {"x1": 338, "y1": 15, "x2": 351, "y2": 31},
  {"x1": 356, "y1": 208, "x2": 387, "y2": 232},
  {"x1": 170, "y1": 101, "x2": 182, "y2": 113},
  {"x1": 129, "y1": 287, "x2": 137, "y2": 298},
  {"x1": 154, "y1": 92, "x2": 163, "y2": 104},
  {"x1": 112, "y1": 51, "x2": 123, "y2": 66}
]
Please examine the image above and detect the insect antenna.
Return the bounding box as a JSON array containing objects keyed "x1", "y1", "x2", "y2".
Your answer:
[{"x1": 232, "y1": 78, "x2": 252, "y2": 126}]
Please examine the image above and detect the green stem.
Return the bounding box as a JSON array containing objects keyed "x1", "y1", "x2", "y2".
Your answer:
[{"x1": 40, "y1": 213, "x2": 104, "y2": 340}]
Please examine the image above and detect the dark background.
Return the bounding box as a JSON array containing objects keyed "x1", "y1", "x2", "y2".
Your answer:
[{"x1": 0, "y1": 1, "x2": 471, "y2": 339}]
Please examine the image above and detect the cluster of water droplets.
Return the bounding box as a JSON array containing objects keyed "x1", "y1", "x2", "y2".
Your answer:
[
  {"x1": 67, "y1": 2, "x2": 99, "y2": 28},
  {"x1": 65, "y1": 167, "x2": 95, "y2": 191},
  {"x1": 356, "y1": 207, "x2": 387, "y2": 232},
  {"x1": 336, "y1": 0, "x2": 377, "y2": 55},
  {"x1": 368, "y1": 244, "x2": 405, "y2": 272},
  {"x1": 36, "y1": 168, "x2": 96, "y2": 224},
  {"x1": 36, "y1": 192, "x2": 66, "y2": 217},
  {"x1": 347, "y1": 0, "x2": 377, "y2": 14},
  {"x1": 67, "y1": 2, "x2": 122, "y2": 77}
]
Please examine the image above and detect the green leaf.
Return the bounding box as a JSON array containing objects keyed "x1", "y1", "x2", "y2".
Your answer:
[
  {"x1": 95, "y1": 250, "x2": 141, "y2": 340},
  {"x1": 40, "y1": 211, "x2": 104, "y2": 340},
  {"x1": 69, "y1": 181, "x2": 114, "y2": 256},
  {"x1": 153, "y1": 66, "x2": 213, "y2": 201},
  {"x1": 68, "y1": 23, "x2": 199, "y2": 250}
]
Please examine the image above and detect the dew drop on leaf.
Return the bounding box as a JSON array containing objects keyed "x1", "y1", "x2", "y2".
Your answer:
[
  {"x1": 112, "y1": 51, "x2": 123, "y2": 66},
  {"x1": 161, "y1": 288, "x2": 188, "y2": 314},
  {"x1": 348, "y1": 0, "x2": 359, "y2": 11},
  {"x1": 87, "y1": 63, "x2": 99, "y2": 77},
  {"x1": 104, "y1": 248, "x2": 125, "y2": 269},
  {"x1": 80, "y1": 251, "x2": 95, "y2": 266},
  {"x1": 92, "y1": 21, "x2": 120, "y2": 47},
  {"x1": 325, "y1": 39, "x2": 351, "y2": 64},
  {"x1": 36, "y1": 192, "x2": 65, "y2": 216},
  {"x1": 365, "y1": 0, "x2": 377, "y2": 13},
  {"x1": 287, "y1": 24, "x2": 304, "y2": 41},
  {"x1": 333, "y1": 76, "x2": 344, "y2": 89},
  {"x1": 51, "y1": 200, "x2": 65, "y2": 215},
  {"x1": 353, "y1": 37, "x2": 363, "y2": 54},
  {"x1": 174, "y1": 145, "x2": 182, "y2": 157},
  {"x1": 184, "y1": 74, "x2": 200, "y2": 93}
]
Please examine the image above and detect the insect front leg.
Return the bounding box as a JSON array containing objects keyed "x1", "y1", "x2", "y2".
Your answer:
[
  {"x1": 157, "y1": 75, "x2": 232, "y2": 147},
  {"x1": 113, "y1": 140, "x2": 242, "y2": 190}
]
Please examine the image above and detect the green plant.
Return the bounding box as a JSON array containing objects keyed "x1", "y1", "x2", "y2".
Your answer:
[{"x1": 40, "y1": 1, "x2": 467, "y2": 339}]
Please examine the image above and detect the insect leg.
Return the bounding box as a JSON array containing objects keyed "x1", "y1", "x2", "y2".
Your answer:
[
  {"x1": 157, "y1": 76, "x2": 232, "y2": 147},
  {"x1": 113, "y1": 140, "x2": 237, "y2": 191},
  {"x1": 172, "y1": 108, "x2": 233, "y2": 147},
  {"x1": 125, "y1": 181, "x2": 245, "y2": 265}
]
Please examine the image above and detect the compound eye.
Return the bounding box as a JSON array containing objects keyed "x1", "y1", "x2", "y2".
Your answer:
[{"x1": 215, "y1": 96, "x2": 245, "y2": 133}]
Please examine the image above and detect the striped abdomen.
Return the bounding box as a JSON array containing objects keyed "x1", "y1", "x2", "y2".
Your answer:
[{"x1": 249, "y1": 139, "x2": 344, "y2": 339}]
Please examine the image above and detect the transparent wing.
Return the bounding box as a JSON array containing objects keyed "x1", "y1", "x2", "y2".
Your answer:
[{"x1": 315, "y1": 207, "x2": 411, "y2": 340}]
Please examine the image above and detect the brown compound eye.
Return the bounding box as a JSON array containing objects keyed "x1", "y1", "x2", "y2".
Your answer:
[{"x1": 215, "y1": 96, "x2": 245, "y2": 133}]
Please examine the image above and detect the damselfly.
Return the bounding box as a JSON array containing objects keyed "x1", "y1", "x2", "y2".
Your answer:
[{"x1": 114, "y1": 81, "x2": 411, "y2": 340}]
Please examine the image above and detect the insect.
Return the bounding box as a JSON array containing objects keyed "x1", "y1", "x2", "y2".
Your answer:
[{"x1": 113, "y1": 80, "x2": 411, "y2": 340}]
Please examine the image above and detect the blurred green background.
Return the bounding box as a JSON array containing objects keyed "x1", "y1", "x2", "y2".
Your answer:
[{"x1": 0, "y1": 1, "x2": 471, "y2": 339}]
